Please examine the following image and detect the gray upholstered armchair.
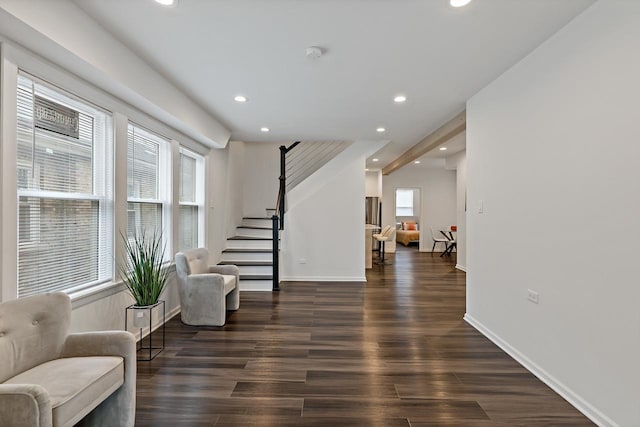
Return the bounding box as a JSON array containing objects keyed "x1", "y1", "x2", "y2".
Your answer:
[
  {"x1": 0, "y1": 292, "x2": 136, "y2": 427},
  {"x1": 175, "y1": 248, "x2": 240, "y2": 326}
]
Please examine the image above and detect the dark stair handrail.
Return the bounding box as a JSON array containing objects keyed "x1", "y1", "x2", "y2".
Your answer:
[{"x1": 272, "y1": 141, "x2": 301, "y2": 291}]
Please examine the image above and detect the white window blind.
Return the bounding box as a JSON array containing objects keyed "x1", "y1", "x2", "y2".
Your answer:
[
  {"x1": 396, "y1": 189, "x2": 414, "y2": 216},
  {"x1": 127, "y1": 124, "x2": 171, "y2": 247},
  {"x1": 178, "y1": 148, "x2": 204, "y2": 252},
  {"x1": 16, "y1": 74, "x2": 114, "y2": 297}
]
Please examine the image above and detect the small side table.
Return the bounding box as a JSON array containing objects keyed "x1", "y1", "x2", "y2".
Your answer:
[{"x1": 125, "y1": 300, "x2": 165, "y2": 361}]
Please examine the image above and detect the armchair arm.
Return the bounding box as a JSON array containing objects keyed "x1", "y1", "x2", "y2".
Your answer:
[
  {"x1": 61, "y1": 331, "x2": 135, "y2": 360},
  {"x1": 61, "y1": 331, "x2": 136, "y2": 427},
  {"x1": 187, "y1": 273, "x2": 225, "y2": 293},
  {"x1": 208, "y1": 264, "x2": 240, "y2": 277},
  {"x1": 0, "y1": 384, "x2": 52, "y2": 427}
]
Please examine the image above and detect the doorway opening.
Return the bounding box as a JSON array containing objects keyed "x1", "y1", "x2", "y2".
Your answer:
[{"x1": 395, "y1": 187, "x2": 421, "y2": 250}]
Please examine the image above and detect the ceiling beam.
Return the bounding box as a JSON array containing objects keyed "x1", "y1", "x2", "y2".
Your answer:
[{"x1": 382, "y1": 110, "x2": 466, "y2": 175}]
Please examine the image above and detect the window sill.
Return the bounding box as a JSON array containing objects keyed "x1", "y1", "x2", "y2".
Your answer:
[
  {"x1": 69, "y1": 262, "x2": 176, "y2": 309},
  {"x1": 68, "y1": 280, "x2": 126, "y2": 309}
]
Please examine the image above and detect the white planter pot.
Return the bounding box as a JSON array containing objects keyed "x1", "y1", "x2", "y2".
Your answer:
[{"x1": 132, "y1": 307, "x2": 149, "y2": 328}]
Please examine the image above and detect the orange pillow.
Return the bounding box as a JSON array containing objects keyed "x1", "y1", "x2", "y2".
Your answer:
[{"x1": 405, "y1": 223, "x2": 417, "y2": 231}]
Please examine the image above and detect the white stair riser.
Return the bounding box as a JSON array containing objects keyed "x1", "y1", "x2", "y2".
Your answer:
[
  {"x1": 236, "y1": 264, "x2": 272, "y2": 275},
  {"x1": 239, "y1": 279, "x2": 273, "y2": 291},
  {"x1": 225, "y1": 239, "x2": 272, "y2": 249},
  {"x1": 221, "y1": 252, "x2": 272, "y2": 262},
  {"x1": 235, "y1": 228, "x2": 272, "y2": 238},
  {"x1": 241, "y1": 218, "x2": 273, "y2": 228}
]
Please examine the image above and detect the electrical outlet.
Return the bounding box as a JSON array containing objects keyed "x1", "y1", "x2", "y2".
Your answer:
[
  {"x1": 527, "y1": 289, "x2": 539, "y2": 304},
  {"x1": 299, "y1": 258, "x2": 307, "y2": 264}
]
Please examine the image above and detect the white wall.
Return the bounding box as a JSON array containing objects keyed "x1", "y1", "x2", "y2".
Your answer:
[
  {"x1": 70, "y1": 273, "x2": 180, "y2": 338},
  {"x1": 365, "y1": 170, "x2": 382, "y2": 197},
  {"x1": 206, "y1": 146, "x2": 230, "y2": 264},
  {"x1": 242, "y1": 142, "x2": 281, "y2": 218},
  {"x1": 382, "y1": 164, "x2": 456, "y2": 252},
  {"x1": 446, "y1": 150, "x2": 467, "y2": 270},
  {"x1": 281, "y1": 141, "x2": 385, "y2": 281},
  {"x1": 466, "y1": 2, "x2": 639, "y2": 426},
  {"x1": 225, "y1": 141, "x2": 246, "y2": 240}
]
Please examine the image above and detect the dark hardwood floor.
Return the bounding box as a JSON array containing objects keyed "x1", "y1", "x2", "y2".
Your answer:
[{"x1": 135, "y1": 247, "x2": 593, "y2": 426}]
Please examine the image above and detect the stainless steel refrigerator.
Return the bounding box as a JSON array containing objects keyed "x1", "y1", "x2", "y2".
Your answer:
[
  {"x1": 365, "y1": 197, "x2": 381, "y2": 251},
  {"x1": 365, "y1": 197, "x2": 381, "y2": 226}
]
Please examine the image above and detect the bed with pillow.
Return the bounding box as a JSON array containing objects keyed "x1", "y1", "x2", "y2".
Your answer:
[{"x1": 396, "y1": 221, "x2": 420, "y2": 246}]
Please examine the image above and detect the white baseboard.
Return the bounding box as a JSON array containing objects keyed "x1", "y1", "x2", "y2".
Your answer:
[
  {"x1": 463, "y1": 313, "x2": 618, "y2": 427},
  {"x1": 280, "y1": 276, "x2": 366, "y2": 282},
  {"x1": 455, "y1": 264, "x2": 467, "y2": 272}
]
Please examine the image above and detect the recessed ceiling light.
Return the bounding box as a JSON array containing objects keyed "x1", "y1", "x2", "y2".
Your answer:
[
  {"x1": 372, "y1": 158, "x2": 379, "y2": 162},
  {"x1": 414, "y1": 160, "x2": 421, "y2": 164},
  {"x1": 440, "y1": 147, "x2": 447, "y2": 151},
  {"x1": 376, "y1": 127, "x2": 386, "y2": 133},
  {"x1": 234, "y1": 95, "x2": 247, "y2": 103},
  {"x1": 260, "y1": 127, "x2": 270, "y2": 132},
  {"x1": 450, "y1": 0, "x2": 472, "y2": 7},
  {"x1": 365, "y1": 168, "x2": 370, "y2": 172},
  {"x1": 393, "y1": 95, "x2": 407, "y2": 103},
  {"x1": 154, "y1": 0, "x2": 175, "y2": 5}
]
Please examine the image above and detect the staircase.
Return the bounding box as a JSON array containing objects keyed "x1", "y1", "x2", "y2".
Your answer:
[
  {"x1": 285, "y1": 141, "x2": 351, "y2": 192},
  {"x1": 219, "y1": 215, "x2": 275, "y2": 291}
]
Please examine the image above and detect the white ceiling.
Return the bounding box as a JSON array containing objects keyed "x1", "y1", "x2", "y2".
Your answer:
[{"x1": 74, "y1": 0, "x2": 594, "y2": 167}]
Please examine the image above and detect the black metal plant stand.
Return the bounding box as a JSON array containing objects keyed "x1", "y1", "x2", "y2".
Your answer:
[{"x1": 125, "y1": 300, "x2": 165, "y2": 361}]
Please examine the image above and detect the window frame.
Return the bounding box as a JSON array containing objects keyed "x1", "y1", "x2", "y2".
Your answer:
[
  {"x1": 15, "y1": 72, "x2": 115, "y2": 297},
  {"x1": 177, "y1": 147, "x2": 205, "y2": 252},
  {"x1": 126, "y1": 123, "x2": 173, "y2": 257},
  {"x1": 1, "y1": 49, "x2": 211, "y2": 304}
]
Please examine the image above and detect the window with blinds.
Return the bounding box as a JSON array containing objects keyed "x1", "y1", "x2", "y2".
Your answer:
[
  {"x1": 178, "y1": 148, "x2": 204, "y2": 252},
  {"x1": 127, "y1": 124, "x2": 171, "y2": 247},
  {"x1": 395, "y1": 188, "x2": 415, "y2": 216},
  {"x1": 16, "y1": 74, "x2": 114, "y2": 297}
]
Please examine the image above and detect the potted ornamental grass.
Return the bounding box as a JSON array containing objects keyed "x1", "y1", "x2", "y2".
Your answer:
[{"x1": 121, "y1": 231, "x2": 169, "y2": 327}]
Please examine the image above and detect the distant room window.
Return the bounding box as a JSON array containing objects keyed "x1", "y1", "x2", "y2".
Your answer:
[
  {"x1": 16, "y1": 74, "x2": 113, "y2": 297},
  {"x1": 395, "y1": 188, "x2": 415, "y2": 216}
]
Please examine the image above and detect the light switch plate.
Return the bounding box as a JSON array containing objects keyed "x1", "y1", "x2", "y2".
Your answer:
[{"x1": 478, "y1": 200, "x2": 484, "y2": 214}]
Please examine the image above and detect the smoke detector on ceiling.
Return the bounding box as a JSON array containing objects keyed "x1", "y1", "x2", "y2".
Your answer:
[{"x1": 306, "y1": 46, "x2": 324, "y2": 60}]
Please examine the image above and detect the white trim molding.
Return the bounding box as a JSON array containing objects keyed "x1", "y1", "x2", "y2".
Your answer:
[
  {"x1": 239, "y1": 283, "x2": 272, "y2": 292},
  {"x1": 455, "y1": 264, "x2": 467, "y2": 272},
  {"x1": 280, "y1": 276, "x2": 367, "y2": 283},
  {"x1": 464, "y1": 313, "x2": 619, "y2": 427}
]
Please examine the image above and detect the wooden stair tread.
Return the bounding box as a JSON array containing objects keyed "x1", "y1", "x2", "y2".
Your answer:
[
  {"x1": 240, "y1": 274, "x2": 273, "y2": 280},
  {"x1": 228, "y1": 236, "x2": 273, "y2": 241},
  {"x1": 222, "y1": 248, "x2": 272, "y2": 253},
  {"x1": 218, "y1": 261, "x2": 272, "y2": 266},
  {"x1": 237, "y1": 226, "x2": 272, "y2": 230},
  {"x1": 243, "y1": 217, "x2": 272, "y2": 220}
]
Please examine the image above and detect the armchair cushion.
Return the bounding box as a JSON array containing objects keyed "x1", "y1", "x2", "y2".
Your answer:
[
  {"x1": 5, "y1": 357, "x2": 124, "y2": 427},
  {"x1": 222, "y1": 275, "x2": 236, "y2": 294}
]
